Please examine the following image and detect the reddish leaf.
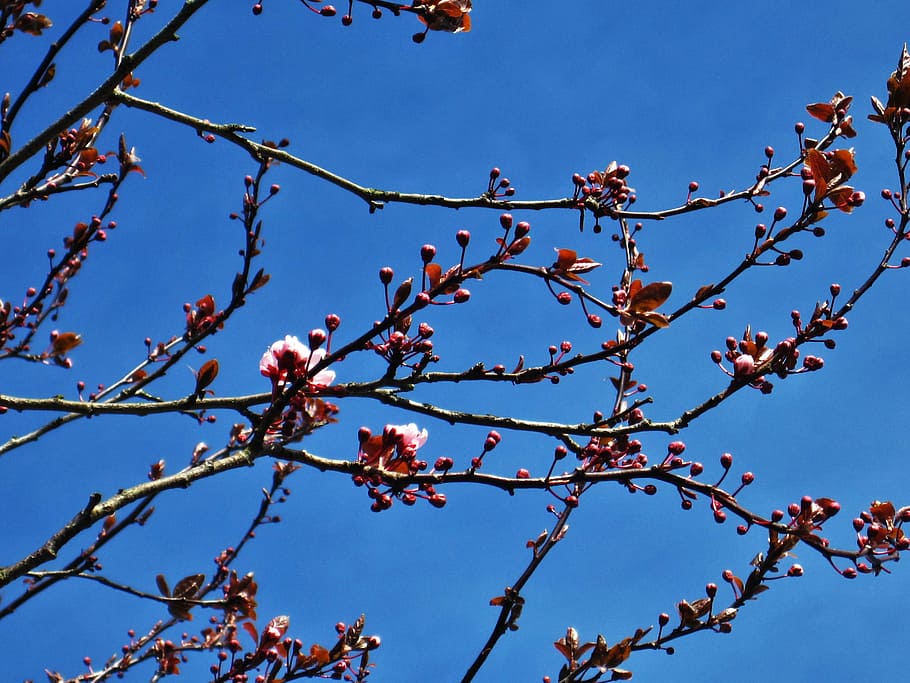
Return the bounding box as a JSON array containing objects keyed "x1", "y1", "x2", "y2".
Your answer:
[
  {"x1": 627, "y1": 281, "x2": 672, "y2": 313},
  {"x1": 109, "y1": 20, "x2": 124, "y2": 47},
  {"x1": 51, "y1": 332, "x2": 82, "y2": 356},
  {"x1": 310, "y1": 643, "x2": 330, "y2": 665},
  {"x1": 637, "y1": 311, "x2": 670, "y2": 328},
  {"x1": 196, "y1": 294, "x2": 215, "y2": 317},
  {"x1": 506, "y1": 235, "x2": 531, "y2": 256},
  {"x1": 871, "y1": 501, "x2": 896, "y2": 524},
  {"x1": 392, "y1": 277, "x2": 413, "y2": 311},
  {"x1": 806, "y1": 102, "x2": 835, "y2": 122},
  {"x1": 831, "y1": 148, "x2": 858, "y2": 179},
  {"x1": 15, "y1": 12, "x2": 52, "y2": 36},
  {"x1": 425, "y1": 263, "x2": 442, "y2": 289},
  {"x1": 194, "y1": 359, "x2": 219, "y2": 394},
  {"x1": 172, "y1": 573, "x2": 205, "y2": 599},
  {"x1": 805, "y1": 148, "x2": 829, "y2": 201},
  {"x1": 827, "y1": 186, "x2": 856, "y2": 212},
  {"x1": 250, "y1": 269, "x2": 270, "y2": 292},
  {"x1": 554, "y1": 248, "x2": 577, "y2": 271}
]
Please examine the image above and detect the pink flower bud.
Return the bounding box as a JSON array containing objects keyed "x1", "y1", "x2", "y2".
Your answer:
[
  {"x1": 308, "y1": 328, "x2": 326, "y2": 350},
  {"x1": 733, "y1": 354, "x2": 755, "y2": 377}
]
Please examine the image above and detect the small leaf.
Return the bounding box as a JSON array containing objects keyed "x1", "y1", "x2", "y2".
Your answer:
[
  {"x1": 310, "y1": 643, "x2": 330, "y2": 665},
  {"x1": 806, "y1": 101, "x2": 835, "y2": 122},
  {"x1": 196, "y1": 294, "x2": 215, "y2": 316},
  {"x1": 554, "y1": 248, "x2": 577, "y2": 271},
  {"x1": 51, "y1": 332, "x2": 82, "y2": 356},
  {"x1": 695, "y1": 284, "x2": 715, "y2": 300},
  {"x1": 871, "y1": 501, "x2": 896, "y2": 523},
  {"x1": 194, "y1": 359, "x2": 219, "y2": 394},
  {"x1": 506, "y1": 235, "x2": 531, "y2": 256},
  {"x1": 425, "y1": 263, "x2": 442, "y2": 289},
  {"x1": 109, "y1": 20, "x2": 124, "y2": 46},
  {"x1": 637, "y1": 311, "x2": 670, "y2": 328},
  {"x1": 392, "y1": 277, "x2": 413, "y2": 311},
  {"x1": 242, "y1": 620, "x2": 259, "y2": 646},
  {"x1": 172, "y1": 573, "x2": 205, "y2": 599},
  {"x1": 250, "y1": 269, "x2": 270, "y2": 292}
]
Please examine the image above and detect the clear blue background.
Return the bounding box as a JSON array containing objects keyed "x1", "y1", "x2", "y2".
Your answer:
[{"x1": 2, "y1": 2, "x2": 909, "y2": 681}]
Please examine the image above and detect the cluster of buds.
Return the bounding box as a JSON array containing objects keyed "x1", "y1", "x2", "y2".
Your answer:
[
  {"x1": 710, "y1": 326, "x2": 816, "y2": 392},
  {"x1": 486, "y1": 167, "x2": 515, "y2": 199},
  {"x1": 49, "y1": 118, "x2": 99, "y2": 171},
  {"x1": 467, "y1": 430, "x2": 501, "y2": 471},
  {"x1": 578, "y1": 434, "x2": 646, "y2": 472},
  {"x1": 354, "y1": 424, "x2": 446, "y2": 511},
  {"x1": 184, "y1": 294, "x2": 223, "y2": 336},
  {"x1": 369, "y1": 317, "x2": 436, "y2": 371},
  {"x1": 572, "y1": 162, "x2": 635, "y2": 222},
  {"x1": 852, "y1": 501, "x2": 910, "y2": 574}
]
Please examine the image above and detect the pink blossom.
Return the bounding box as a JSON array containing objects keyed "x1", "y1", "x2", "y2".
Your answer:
[
  {"x1": 388, "y1": 423, "x2": 429, "y2": 456},
  {"x1": 260, "y1": 335, "x2": 335, "y2": 388}
]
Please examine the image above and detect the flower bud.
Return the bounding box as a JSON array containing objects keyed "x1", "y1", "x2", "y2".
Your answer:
[
  {"x1": 308, "y1": 328, "x2": 326, "y2": 350},
  {"x1": 668, "y1": 441, "x2": 686, "y2": 455}
]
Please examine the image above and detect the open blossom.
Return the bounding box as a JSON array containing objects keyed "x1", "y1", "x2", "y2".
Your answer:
[
  {"x1": 359, "y1": 423, "x2": 429, "y2": 471},
  {"x1": 389, "y1": 423, "x2": 428, "y2": 455},
  {"x1": 260, "y1": 334, "x2": 335, "y2": 389}
]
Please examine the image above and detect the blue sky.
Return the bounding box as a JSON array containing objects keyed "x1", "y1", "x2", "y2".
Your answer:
[{"x1": 2, "y1": 2, "x2": 910, "y2": 682}]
